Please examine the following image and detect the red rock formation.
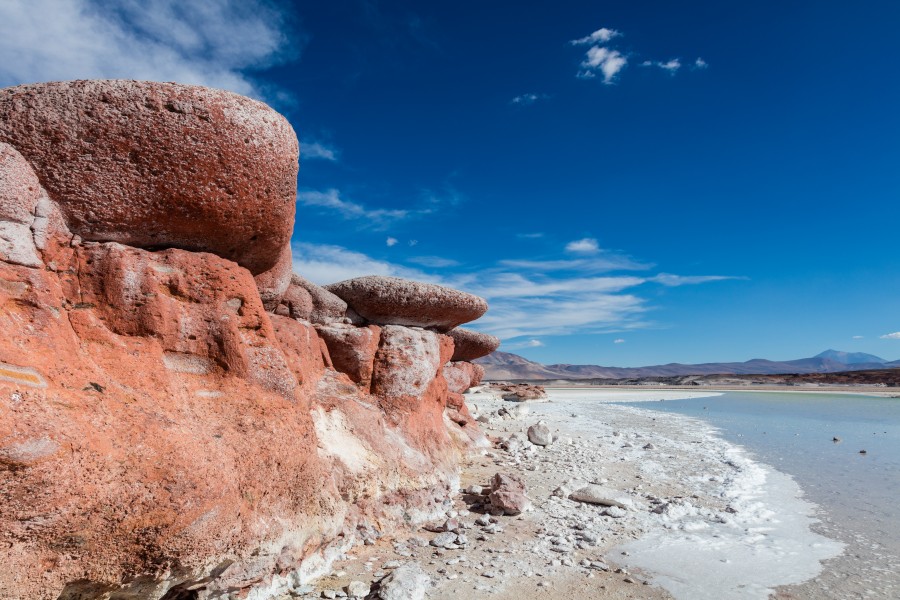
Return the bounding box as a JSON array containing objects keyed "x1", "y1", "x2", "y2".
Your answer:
[
  {"x1": 316, "y1": 323, "x2": 382, "y2": 389},
  {"x1": 0, "y1": 81, "x2": 487, "y2": 600},
  {"x1": 325, "y1": 276, "x2": 487, "y2": 332},
  {"x1": 443, "y1": 361, "x2": 482, "y2": 394},
  {"x1": 291, "y1": 273, "x2": 349, "y2": 324},
  {"x1": 0, "y1": 80, "x2": 298, "y2": 277},
  {"x1": 448, "y1": 327, "x2": 501, "y2": 361}
]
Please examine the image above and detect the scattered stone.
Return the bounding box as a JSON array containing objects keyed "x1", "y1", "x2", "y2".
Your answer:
[
  {"x1": 527, "y1": 422, "x2": 553, "y2": 447},
  {"x1": 488, "y1": 473, "x2": 530, "y2": 515},
  {"x1": 569, "y1": 485, "x2": 631, "y2": 509},
  {"x1": 346, "y1": 581, "x2": 370, "y2": 598},
  {"x1": 377, "y1": 563, "x2": 431, "y2": 600}
]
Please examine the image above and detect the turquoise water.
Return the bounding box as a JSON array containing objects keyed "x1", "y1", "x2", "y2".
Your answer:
[{"x1": 623, "y1": 391, "x2": 900, "y2": 593}]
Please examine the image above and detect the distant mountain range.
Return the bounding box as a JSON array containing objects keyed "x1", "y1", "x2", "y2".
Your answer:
[{"x1": 475, "y1": 349, "x2": 900, "y2": 381}]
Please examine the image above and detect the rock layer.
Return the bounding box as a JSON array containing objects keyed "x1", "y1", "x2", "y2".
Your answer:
[
  {"x1": 326, "y1": 276, "x2": 487, "y2": 332},
  {"x1": 0, "y1": 79, "x2": 298, "y2": 275}
]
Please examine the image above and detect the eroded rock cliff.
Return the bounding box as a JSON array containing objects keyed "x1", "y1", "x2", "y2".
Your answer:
[{"x1": 0, "y1": 80, "x2": 490, "y2": 600}]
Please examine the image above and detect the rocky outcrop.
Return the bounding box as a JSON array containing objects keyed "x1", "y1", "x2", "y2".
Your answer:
[
  {"x1": 0, "y1": 80, "x2": 487, "y2": 600},
  {"x1": 326, "y1": 275, "x2": 487, "y2": 332},
  {"x1": 291, "y1": 273, "x2": 349, "y2": 324},
  {"x1": 491, "y1": 382, "x2": 548, "y2": 401},
  {"x1": 448, "y1": 327, "x2": 500, "y2": 361},
  {"x1": 0, "y1": 80, "x2": 298, "y2": 277},
  {"x1": 442, "y1": 361, "x2": 484, "y2": 394}
]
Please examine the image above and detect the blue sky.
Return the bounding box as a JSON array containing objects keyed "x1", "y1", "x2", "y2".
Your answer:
[{"x1": 2, "y1": 0, "x2": 899, "y2": 365}]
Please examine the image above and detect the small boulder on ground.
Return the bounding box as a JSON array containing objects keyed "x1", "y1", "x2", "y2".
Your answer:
[
  {"x1": 448, "y1": 327, "x2": 501, "y2": 361},
  {"x1": 569, "y1": 484, "x2": 631, "y2": 509},
  {"x1": 325, "y1": 275, "x2": 487, "y2": 332},
  {"x1": 488, "y1": 472, "x2": 530, "y2": 515},
  {"x1": 527, "y1": 422, "x2": 553, "y2": 446},
  {"x1": 378, "y1": 562, "x2": 431, "y2": 600}
]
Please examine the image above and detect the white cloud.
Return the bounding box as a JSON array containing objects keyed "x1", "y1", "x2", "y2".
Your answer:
[
  {"x1": 507, "y1": 339, "x2": 546, "y2": 349},
  {"x1": 694, "y1": 57, "x2": 708, "y2": 69},
  {"x1": 511, "y1": 93, "x2": 547, "y2": 105},
  {"x1": 581, "y1": 46, "x2": 627, "y2": 83},
  {"x1": 0, "y1": 0, "x2": 294, "y2": 98},
  {"x1": 408, "y1": 240, "x2": 419, "y2": 247},
  {"x1": 881, "y1": 332, "x2": 900, "y2": 340},
  {"x1": 499, "y1": 256, "x2": 651, "y2": 273},
  {"x1": 300, "y1": 140, "x2": 338, "y2": 161},
  {"x1": 291, "y1": 242, "x2": 437, "y2": 286},
  {"x1": 852, "y1": 335, "x2": 864, "y2": 339},
  {"x1": 571, "y1": 27, "x2": 621, "y2": 46},
  {"x1": 289, "y1": 242, "x2": 738, "y2": 341},
  {"x1": 565, "y1": 237, "x2": 600, "y2": 254},
  {"x1": 614, "y1": 338, "x2": 626, "y2": 344},
  {"x1": 297, "y1": 189, "x2": 409, "y2": 223},
  {"x1": 408, "y1": 256, "x2": 461, "y2": 268},
  {"x1": 386, "y1": 237, "x2": 398, "y2": 247},
  {"x1": 642, "y1": 58, "x2": 682, "y2": 73},
  {"x1": 517, "y1": 232, "x2": 545, "y2": 239},
  {"x1": 651, "y1": 273, "x2": 743, "y2": 286}
]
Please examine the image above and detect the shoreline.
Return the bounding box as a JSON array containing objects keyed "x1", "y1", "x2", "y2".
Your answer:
[
  {"x1": 538, "y1": 383, "x2": 899, "y2": 397},
  {"x1": 291, "y1": 387, "x2": 853, "y2": 599}
]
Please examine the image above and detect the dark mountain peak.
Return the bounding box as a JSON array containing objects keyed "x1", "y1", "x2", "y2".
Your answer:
[{"x1": 814, "y1": 349, "x2": 886, "y2": 365}]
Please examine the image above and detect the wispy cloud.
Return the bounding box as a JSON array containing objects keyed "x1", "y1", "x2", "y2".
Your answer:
[
  {"x1": 297, "y1": 189, "x2": 408, "y2": 223},
  {"x1": 506, "y1": 339, "x2": 546, "y2": 349},
  {"x1": 408, "y1": 256, "x2": 461, "y2": 268},
  {"x1": 0, "y1": 0, "x2": 296, "y2": 98},
  {"x1": 300, "y1": 140, "x2": 338, "y2": 161},
  {"x1": 693, "y1": 57, "x2": 708, "y2": 69},
  {"x1": 614, "y1": 338, "x2": 626, "y2": 344},
  {"x1": 517, "y1": 232, "x2": 545, "y2": 239},
  {"x1": 641, "y1": 58, "x2": 682, "y2": 73},
  {"x1": 290, "y1": 242, "x2": 739, "y2": 341},
  {"x1": 565, "y1": 237, "x2": 600, "y2": 254},
  {"x1": 852, "y1": 335, "x2": 864, "y2": 340},
  {"x1": 511, "y1": 93, "x2": 548, "y2": 105},
  {"x1": 650, "y1": 273, "x2": 744, "y2": 286},
  {"x1": 570, "y1": 27, "x2": 621, "y2": 46},
  {"x1": 881, "y1": 332, "x2": 900, "y2": 340},
  {"x1": 291, "y1": 242, "x2": 437, "y2": 285},
  {"x1": 386, "y1": 237, "x2": 398, "y2": 247}
]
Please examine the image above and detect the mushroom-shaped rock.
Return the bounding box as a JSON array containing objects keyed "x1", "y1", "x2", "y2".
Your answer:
[
  {"x1": 0, "y1": 80, "x2": 299, "y2": 275},
  {"x1": 291, "y1": 274, "x2": 348, "y2": 324},
  {"x1": 448, "y1": 328, "x2": 500, "y2": 361},
  {"x1": 325, "y1": 276, "x2": 487, "y2": 332}
]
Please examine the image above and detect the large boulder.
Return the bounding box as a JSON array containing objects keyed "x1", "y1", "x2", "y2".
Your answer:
[
  {"x1": 447, "y1": 327, "x2": 500, "y2": 361},
  {"x1": 291, "y1": 273, "x2": 349, "y2": 324},
  {"x1": 325, "y1": 276, "x2": 487, "y2": 332},
  {"x1": 0, "y1": 80, "x2": 298, "y2": 275},
  {"x1": 315, "y1": 323, "x2": 381, "y2": 388}
]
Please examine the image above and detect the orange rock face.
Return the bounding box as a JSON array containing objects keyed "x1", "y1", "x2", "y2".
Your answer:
[
  {"x1": 0, "y1": 81, "x2": 486, "y2": 599},
  {"x1": 0, "y1": 80, "x2": 298, "y2": 276}
]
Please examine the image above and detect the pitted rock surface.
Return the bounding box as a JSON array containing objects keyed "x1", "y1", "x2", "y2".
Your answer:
[
  {"x1": 315, "y1": 323, "x2": 382, "y2": 388},
  {"x1": 371, "y1": 325, "x2": 443, "y2": 398},
  {"x1": 0, "y1": 80, "x2": 298, "y2": 274},
  {"x1": 254, "y1": 244, "x2": 294, "y2": 311},
  {"x1": 291, "y1": 274, "x2": 348, "y2": 324},
  {"x1": 448, "y1": 327, "x2": 500, "y2": 361},
  {"x1": 443, "y1": 361, "x2": 480, "y2": 394},
  {"x1": 0, "y1": 142, "x2": 42, "y2": 224},
  {"x1": 325, "y1": 275, "x2": 487, "y2": 332}
]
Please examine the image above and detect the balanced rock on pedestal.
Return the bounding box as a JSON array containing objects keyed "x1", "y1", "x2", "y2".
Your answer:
[
  {"x1": 447, "y1": 327, "x2": 500, "y2": 361},
  {"x1": 0, "y1": 80, "x2": 299, "y2": 276},
  {"x1": 325, "y1": 275, "x2": 487, "y2": 332}
]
